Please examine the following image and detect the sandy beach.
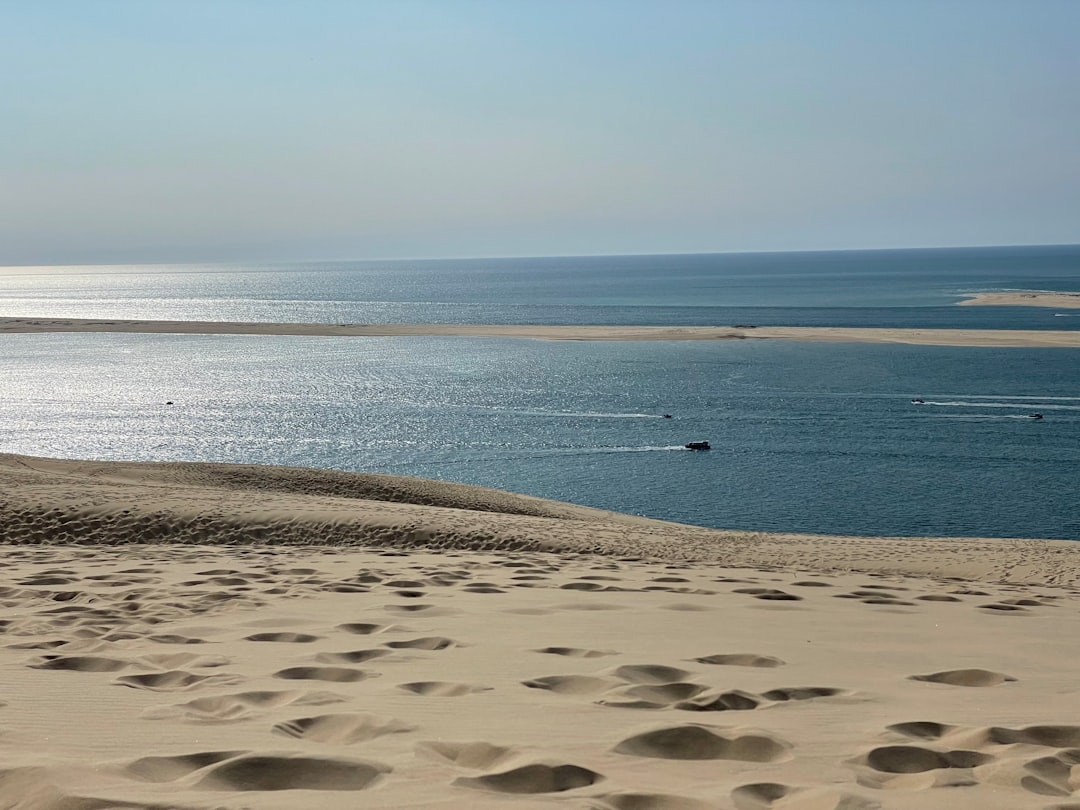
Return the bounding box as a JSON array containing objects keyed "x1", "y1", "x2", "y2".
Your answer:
[
  {"x1": 3, "y1": 453, "x2": 1080, "y2": 809},
  {"x1": 959, "y1": 292, "x2": 1080, "y2": 309},
  {"x1": 4, "y1": 317, "x2": 1080, "y2": 347}
]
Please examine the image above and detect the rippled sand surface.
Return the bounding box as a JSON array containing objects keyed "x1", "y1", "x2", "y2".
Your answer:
[{"x1": 3, "y1": 452, "x2": 1080, "y2": 809}]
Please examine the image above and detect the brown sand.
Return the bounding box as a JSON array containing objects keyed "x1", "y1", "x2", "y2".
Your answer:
[
  {"x1": 4, "y1": 317, "x2": 1080, "y2": 347},
  {"x1": 3, "y1": 452, "x2": 1080, "y2": 809},
  {"x1": 959, "y1": 291, "x2": 1080, "y2": 309}
]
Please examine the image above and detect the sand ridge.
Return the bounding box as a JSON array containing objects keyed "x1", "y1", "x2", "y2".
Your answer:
[
  {"x1": 959, "y1": 291, "x2": 1080, "y2": 309},
  {"x1": 3, "y1": 452, "x2": 1080, "y2": 585},
  {"x1": 3, "y1": 317, "x2": 1080, "y2": 346}
]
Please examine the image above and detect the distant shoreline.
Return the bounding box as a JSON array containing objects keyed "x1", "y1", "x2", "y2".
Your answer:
[
  {"x1": 959, "y1": 291, "x2": 1080, "y2": 309},
  {"x1": 2, "y1": 318, "x2": 1080, "y2": 347}
]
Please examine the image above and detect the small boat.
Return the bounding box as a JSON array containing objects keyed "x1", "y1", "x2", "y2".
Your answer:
[
  {"x1": 684, "y1": 441, "x2": 711, "y2": 451},
  {"x1": 1030, "y1": 413, "x2": 1044, "y2": 420},
  {"x1": 911, "y1": 398, "x2": 925, "y2": 404}
]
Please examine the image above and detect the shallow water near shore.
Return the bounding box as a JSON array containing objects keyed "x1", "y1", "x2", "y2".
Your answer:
[{"x1": 2, "y1": 333, "x2": 1078, "y2": 540}]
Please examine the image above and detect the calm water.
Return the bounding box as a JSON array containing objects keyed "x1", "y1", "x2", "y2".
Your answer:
[
  {"x1": 3, "y1": 244, "x2": 1080, "y2": 328},
  {"x1": 1, "y1": 245, "x2": 1079, "y2": 539}
]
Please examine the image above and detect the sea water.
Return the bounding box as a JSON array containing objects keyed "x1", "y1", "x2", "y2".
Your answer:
[{"x1": 1, "y1": 245, "x2": 1078, "y2": 539}]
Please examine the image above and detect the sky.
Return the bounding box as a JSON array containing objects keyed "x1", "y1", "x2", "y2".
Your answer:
[{"x1": 3, "y1": 0, "x2": 1079, "y2": 265}]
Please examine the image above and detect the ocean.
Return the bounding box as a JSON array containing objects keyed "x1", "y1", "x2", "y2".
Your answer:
[{"x1": 2, "y1": 244, "x2": 1079, "y2": 540}]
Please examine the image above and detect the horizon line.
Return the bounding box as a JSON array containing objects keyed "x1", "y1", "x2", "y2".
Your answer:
[{"x1": 3, "y1": 241, "x2": 1079, "y2": 270}]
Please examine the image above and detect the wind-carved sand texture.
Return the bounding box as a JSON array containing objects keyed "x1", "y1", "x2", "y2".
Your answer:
[
  {"x1": 4, "y1": 454, "x2": 1080, "y2": 807},
  {"x1": 4, "y1": 317, "x2": 1080, "y2": 346},
  {"x1": 959, "y1": 291, "x2": 1080, "y2": 308}
]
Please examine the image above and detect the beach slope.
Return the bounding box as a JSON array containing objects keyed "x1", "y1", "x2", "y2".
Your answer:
[
  {"x1": 2, "y1": 453, "x2": 1080, "y2": 809},
  {"x1": 4, "y1": 317, "x2": 1080, "y2": 346}
]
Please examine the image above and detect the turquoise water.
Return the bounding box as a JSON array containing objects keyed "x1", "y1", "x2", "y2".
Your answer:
[{"x1": 1, "y1": 245, "x2": 1078, "y2": 539}]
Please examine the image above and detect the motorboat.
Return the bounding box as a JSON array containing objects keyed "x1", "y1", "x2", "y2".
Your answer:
[
  {"x1": 911, "y1": 398, "x2": 925, "y2": 404},
  {"x1": 1030, "y1": 413, "x2": 1044, "y2": 420},
  {"x1": 685, "y1": 441, "x2": 711, "y2": 450}
]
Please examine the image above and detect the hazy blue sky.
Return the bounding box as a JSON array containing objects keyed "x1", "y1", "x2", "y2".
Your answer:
[{"x1": 3, "y1": 0, "x2": 1078, "y2": 264}]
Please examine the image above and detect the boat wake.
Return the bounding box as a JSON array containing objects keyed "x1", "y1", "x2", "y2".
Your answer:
[
  {"x1": 927, "y1": 413, "x2": 1053, "y2": 420},
  {"x1": 924, "y1": 394, "x2": 1080, "y2": 401},
  {"x1": 507, "y1": 445, "x2": 700, "y2": 459},
  {"x1": 917, "y1": 400, "x2": 1080, "y2": 411}
]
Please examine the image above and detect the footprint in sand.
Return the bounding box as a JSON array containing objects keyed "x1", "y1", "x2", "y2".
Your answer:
[
  {"x1": 1020, "y1": 750, "x2": 1080, "y2": 797},
  {"x1": 453, "y1": 762, "x2": 603, "y2": 794},
  {"x1": 609, "y1": 664, "x2": 694, "y2": 684},
  {"x1": 384, "y1": 636, "x2": 458, "y2": 651},
  {"x1": 1000, "y1": 597, "x2": 1053, "y2": 607},
  {"x1": 732, "y1": 782, "x2": 880, "y2": 810},
  {"x1": 463, "y1": 583, "x2": 505, "y2": 593},
  {"x1": 848, "y1": 745, "x2": 994, "y2": 790},
  {"x1": 885, "y1": 721, "x2": 955, "y2": 740},
  {"x1": 669, "y1": 690, "x2": 762, "y2": 712},
  {"x1": 195, "y1": 753, "x2": 391, "y2": 791},
  {"x1": 733, "y1": 587, "x2": 803, "y2": 602},
  {"x1": 593, "y1": 792, "x2": 715, "y2": 810},
  {"x1": 889, "y1": 721, "x2": 1080, "y2": 748},
  {"x1": 532, "y1": 646, "x2": 619, "y2": 658},
  {"x1": 415, "y1": 740, "x2": 518, "y2": 770},
  {"x1": 908, "y1": 669, "x2": 1017, "y2": 687},
  {"x1": 989, "y1": 726, "x2": 1080, "y2": 747},
  {"x1": 272, "y1": 713, "x2": 416, "y2": 744},
  {"x1": 866, "y1": 745, "x2": 994, "y2": 773},
  {"x1": 138, "y1": 653, "x2": 230, "y2": 669},
  {"x1": 878, "y1": 722, "x2": 1080, "y2": 795},
  {"x1": 523, "y1": 675, "x2": 620, "y2": 696},
  {"x1": 243, "y1": 632, "x2": 322, "y2": 643},
  {"x1": 672, "y1": 686, "x2": 846, "y2": 713},
  {"x1": 115, "y1": 670, "x2": 243, "y2": 691},
  {"x1": 835, "y1": 590, "x2": 915, "y2": 606},
  {"x1": 691, "y1": 653, "x2": 785, "y2": 668},
  {"x1": 397, "y1": 681, "x2": 492, "y2": 697},
  {"x1": 323, "y1": 582, "x2": 370, "y2": 593},
  {"x1": 316, "y1": 649, "x2": 394, "y2": 665},
  {"x1": 337, "y1": 622, "x2": 393, "y2": 635},
  {"x1": 126, "y1": 750, "x2": 246, "y2": 782},
  {"x1": 915, "y1": 594, "x2": 963, "y2": 603},
  {"x1": 27, "y1": 655, "x2": 130, "y2": 672},
  {"x1": 274, "y1": 666, "x2": 373, "y2": 683},
  {"x1": 383, "y1": 604, "x2": 451, "y2": 616},
  {"x1": 142, "y1": 689, "x2": 348, "y2": 722},
  {"x1": 146, "y1": 633, "x2": 207, "y2": 644},
  {"x1": 613, "y1": 724, "x2": 793, "y2": 762},
  {"x1": 553, "y1": 603, "x2": 626, "y2": 611},
  {"x1": 603, "y1": 682, "x2": 709, "y2": 707},
  {"x1": 762, "y1": 686, "x2": 848, "y2": 701}
]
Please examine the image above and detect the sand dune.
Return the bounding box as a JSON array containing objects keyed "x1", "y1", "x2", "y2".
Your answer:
[
  {"x1": 4, "y1": 317, "x2": 1080, "y2": 346},
  {"x1": 959, "y1": 291, "x2": 1080, "y2": 308},
  {"x1": 3, "y1": 453, "x2": 1080, "y2": 808}
]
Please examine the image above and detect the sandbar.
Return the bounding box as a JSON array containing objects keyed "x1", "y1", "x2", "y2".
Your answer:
[
  {"x1": 2, "y1": 452, "x2": 1080, "y2": 809},
  {"x1": 959, "y1": 291, "x2": 1080, "y2": 308},
  {"x1": 3, "y1": 317, "x2": 1080, "y2": 347}
]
